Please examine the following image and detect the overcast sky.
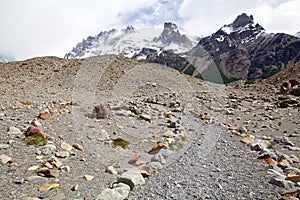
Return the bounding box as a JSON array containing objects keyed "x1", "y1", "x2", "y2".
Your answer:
[{"x1": 1, "y1": 0, "x2": 299, "y2": 60}]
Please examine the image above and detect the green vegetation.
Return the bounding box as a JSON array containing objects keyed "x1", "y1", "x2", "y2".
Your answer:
[
  {"x1": 244, "y1": 80, "x2": 255, "y2": 85},
  {"x1": 170, "y1": 141, "x2": 184, "y2": 150},
  {"x1": 112, "y1": 137, "x2": 130, "y2": 149},
  {"x1": 196, "y1": 61, "x2": 240, "y2": 84},
  {"x1": 183, "y1": 65, "x2": 195, "y2": 76},
  {"x1": 21, "y1": 101, "x2": 33, "y2": 106},
  {"x1": 22, "y1": 135, "x2": 48, "y2": 146},
  {"x1": 261, "y1": 66, "x2": 280, "y2": 79}
]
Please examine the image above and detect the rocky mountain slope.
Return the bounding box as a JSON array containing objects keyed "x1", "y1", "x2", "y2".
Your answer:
[
  {"x1": 189, "y1": 13, "x2": 300, "y2": 81},
  {"x1": 0, "y1": 55, "x2": 299, "y2": 199},
  {"x1": 65, "y1": 22, "x2": 198, "y2": 59},
  {"x1": 296, "y1": 31, "x2": 300, "y2": 38}
]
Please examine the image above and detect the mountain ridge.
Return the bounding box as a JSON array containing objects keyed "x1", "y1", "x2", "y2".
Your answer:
[
  {"x1": 65, "y1": 13, "x2": 300, "y2": 83},
  {"x1": 64, "y1": 22, "x2": 198, "y2": 59},
  {"x1": 188, "y1": 13, "x2": 300, "y2": 81}
]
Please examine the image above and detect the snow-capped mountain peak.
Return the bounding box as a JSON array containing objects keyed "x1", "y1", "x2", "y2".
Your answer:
[
  {"x1": 295, "y1": 31, "x2": 300, "y2": 38},
  {"x1": 219, "y1": 13, "x2": 264, "y2": 36},
  {"x1": 64, "y1": 22, "x2": 198, "y2": 59}
]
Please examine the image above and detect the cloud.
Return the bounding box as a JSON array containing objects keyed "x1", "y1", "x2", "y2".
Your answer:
[
  {"x1": 0, "y1": 0, "x2": 159, "y2": 60},
  {"x1": 178, "y1": 0, "x2": 300, "y2": 36},
  {"x1": 118, "y1": 0, "x2": 184, "y2": 28},
  {"x1": 0, "y1": 0, "x2": 299, "y2": 60}
]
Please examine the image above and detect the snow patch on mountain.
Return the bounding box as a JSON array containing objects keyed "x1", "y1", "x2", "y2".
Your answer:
[
  {"x1": 0, "y1": 54, "x2": 15, "y2": 63},
  {"x1": 65, "y1": 22, "x2": 199, "y2": 59}
]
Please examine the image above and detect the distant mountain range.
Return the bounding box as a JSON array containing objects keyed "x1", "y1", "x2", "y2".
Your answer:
[
  {"x1": 65, "y1": 13, "x2": 300, "y2": 83},
  {"x1": 65, "y1": 23, "x2": 199, "y2": 59},
  {"x1": 0, "y1": 54, "x2": 15, "y2": 63}
]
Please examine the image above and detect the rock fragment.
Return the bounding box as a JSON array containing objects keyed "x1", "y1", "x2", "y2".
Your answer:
[
  {"x1": 0, "y1": 154, "x2": 12, "y2": 164},
  {"x1": 37, "y1": 168, "x2": 59, "y2": 177},
  {"x1": 71, "y1": 183, "x2": 79, "y2": 191},
  {"x1": 269, "y1": 177, "x2": 294, "y2": 188},
  {"x1": 61, "y1": 141, "x2": 72, "y2": 151},
  {"x1": 38, "y1": 112, "x2": 51, "y2": 120},
  {"x1": 55, "y1": 151, "x2": 70, "y2": 158},
  {"x1": 148, "y1": 142, "x2": 168, "y2": 154},
  {"x1": 105, "y1": 166, "x2": 118, "y2": 175},
  {"x1": 39, "y1": 183, "x2": 59, "y2": 191},
  {"x1": 97, "y1": 183, "x2": 130, "y2": 200},
  {"x1": 117, "y1": 170, "x2": 145, "y2": 190},
  {"x1": 92, "y1": 104, "x2": 109, "y2": 119},
  {"x1": 84, "y1": 175, "x2": 94, "y2": 181},
  {"x1": 73, "y1": 143, "x2": 84, "y2": 152},
  {"x1": 25, "y1": 126, "x2": 47, "y2": 139},
  {"x1": 7, "y1": 127, "x2": 21, "y2": 135}
]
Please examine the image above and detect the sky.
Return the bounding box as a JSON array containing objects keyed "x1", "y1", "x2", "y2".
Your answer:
[{"x1": 0, "y1": 0, "x2": 299, "y2": 60}]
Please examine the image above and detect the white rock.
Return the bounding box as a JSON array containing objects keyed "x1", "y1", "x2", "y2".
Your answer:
[
  {"x1": 0, "y1": 143, "x2": 9, "y2": 149},
  {"x1": 8, "y1": 127, "x2": 21, "y2": 135},
  {"x1": 61, "y1": 141, "x2": 72, "y2": 151},
  {"x1": 31, "y1": 120, "x2": 42, "y2": 128},
  {"x1": 55, "y1": 151, "x2": 70, "y2": 158},
  {"x1": 140, "y1": 114, "x2": 151, "y2": 121},
  {"x1": 105, "y1": 166, "x2": 118, "y2": 174},
  {"x1": 117, "y1": 170, "x2": 145, "y2": 190},
  {"x1": 27, "y1": 165, "x2": 40, "y2": 171},
  {"x1": 97, "y1": 185, "x2": 130, "y2": 200},
  {"x1": 84, "y1": 175, "x2": 94, "y2": 181},
  {"x1": 0, "y1": 154, "x2": 12, "y2": 164},
  {"x1": 248, "y1": 139, "x2": 270, "y2": 151}
]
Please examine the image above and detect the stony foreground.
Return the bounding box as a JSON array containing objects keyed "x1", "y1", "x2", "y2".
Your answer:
[{"x1": 0, "y1": 55, "x2": 299, "y2": 199}]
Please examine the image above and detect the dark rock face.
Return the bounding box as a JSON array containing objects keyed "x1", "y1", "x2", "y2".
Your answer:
[
  {"x1": 232, "y1": 13, "x2": 254, "y2": 29},
  {"x1": 189, "y1": 13, "x2": 300, "y2": 81},
  {"x1": 153, "y1": 22, "x2": 194, "y2": 49}
]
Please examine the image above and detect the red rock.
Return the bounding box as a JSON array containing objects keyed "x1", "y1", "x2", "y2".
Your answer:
[
  {"x1": 37, "y1": 168, "x2": 59, "y2": 177},
  {"x1": 287, "y1": 174, "x2": 300, "y2": 183},
  {"x1": 148, "y1": 142, "x2": 167, "y2": 154},
  {"x1": 141, "y1": 165, "x2": 153, "y2": 177},
  {"x1": 128, "y1": 153, "x2": 140, "y2": 164},
  {"x1": 25, "y1": 126, "x2": 47, "y2": 139},
  {"x1": 265, "y1": 157, "x2": 278, "y2": 166},
  {"x1": 39, "y1": 112, "x2": 51, "y2": 120}
]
